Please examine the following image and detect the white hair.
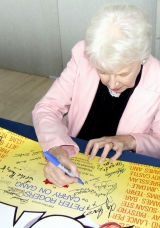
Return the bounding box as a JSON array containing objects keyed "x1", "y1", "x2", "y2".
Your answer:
[{"x1": 84, "y1": 4, "x2": 152, "y2": 71}]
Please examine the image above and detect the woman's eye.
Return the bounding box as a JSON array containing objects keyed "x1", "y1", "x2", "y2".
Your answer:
[
  {"x1": 119, "y1": 71, "x2": 131, "y2": 77},
  {"x1": 120, "y1": 73, "x2": 128, "y2": 77}
]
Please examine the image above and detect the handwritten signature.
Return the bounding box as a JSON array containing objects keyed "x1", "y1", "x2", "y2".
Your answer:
[
  {"x1": 70, "y1": 181, "x2": 117, "y2": 197},
  {"x1": 0, "y1": 165, "x2": 34, "y2": 183},
  {"x1": 0, "y1": 178, "x2": 12, "y2": 185},
  {"x1": 11, "y1": 196, "x2": 28, "y2": 204},
  {"x1": 106, "y1": 167, "x2": 126, "y2": 177},
  {"x1": 0, "y1": 187, "x2": 28, "y2": 204},
  {"x1": 0, "y1": 165, "x2": 6, "y2": 172},
  {"x1": 30, "y1": 157, "x2": 41, "y2": 161},
  {"x1": 16, "y1": 160, "x2": 27, "y2": 164},
  {"x1": 20, "y1": 165, "x2": 37, "y2": 176},
  {"x1": 70, "y1": 188, "x2": 107, "y2": 197},
  {"x1": 13, "y1": 153, "x2": 30, "y2": 157},
  {"x1": 84, "y1": 196, "x2": 116, "y2": 219},
  {"x1": 0, "y1": 166, "x2": 16, "y2": 178},
  {"x1": 93, "y1": 181, "x2": 117, "y2": 194},
  {"x1": 97, "y1": 161, "x2": 125, "y2": 173},
  {"x1": 31, "y1": 150, "x2": 43, "y2": 155}
]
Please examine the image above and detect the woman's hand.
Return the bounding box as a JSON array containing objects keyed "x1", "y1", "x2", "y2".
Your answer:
[
  {"x1": 44, "y1": 146, "x2": 79, "y2": 187},
  {"x1": 84, "y1": 135, "x2": 136, "y2": 163}
]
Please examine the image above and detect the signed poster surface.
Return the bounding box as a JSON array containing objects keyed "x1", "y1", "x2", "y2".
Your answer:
[{"x1": 0, "y1": 127, "x2": 160, "y2": 228}]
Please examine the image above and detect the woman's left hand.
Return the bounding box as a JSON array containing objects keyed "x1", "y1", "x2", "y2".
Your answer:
[{"x1": 84, "y1": 135, "x2": 136, "y2": 163}]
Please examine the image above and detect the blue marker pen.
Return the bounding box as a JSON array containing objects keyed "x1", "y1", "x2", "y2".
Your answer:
[{"x1": 43, "y1": 151, "x2": 84, "y2": 185}]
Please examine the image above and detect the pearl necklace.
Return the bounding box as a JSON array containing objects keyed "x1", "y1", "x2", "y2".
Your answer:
[{"x1": 108, "y1": 87, "x2": 121, "y2": 97}]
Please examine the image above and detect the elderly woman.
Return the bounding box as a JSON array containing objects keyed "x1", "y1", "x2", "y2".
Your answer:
[{"x1": 32, "y1": 4, "x2": 160, "y2": 186}]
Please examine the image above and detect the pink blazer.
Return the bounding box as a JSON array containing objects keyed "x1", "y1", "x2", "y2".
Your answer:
[{"x1": 32, "y1": 41, "x2": 160, "y2": 158}]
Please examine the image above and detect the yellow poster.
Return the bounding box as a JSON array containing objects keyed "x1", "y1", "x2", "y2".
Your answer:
[{"x1": 0, "y1": 127, "x2": 160, "y2": 228}]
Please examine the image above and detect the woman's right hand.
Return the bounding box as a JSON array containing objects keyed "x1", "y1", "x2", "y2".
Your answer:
[{"x1": 43, "y1": 146, "x2": 79, "y2": 187}]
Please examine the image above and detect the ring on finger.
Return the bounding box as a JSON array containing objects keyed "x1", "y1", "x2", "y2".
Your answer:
[{"x1": 108, "y1": 142, "x2": 114, "y2": 149}]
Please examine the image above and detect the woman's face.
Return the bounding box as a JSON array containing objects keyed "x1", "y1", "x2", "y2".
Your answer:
[{"x1": 97, "y1": 61, "x2": 141, "y2": 93}]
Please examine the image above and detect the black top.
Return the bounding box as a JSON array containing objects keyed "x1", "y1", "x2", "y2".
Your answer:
[{"x1": 77, "y1": 66, "x2": 143, "y2": 140}]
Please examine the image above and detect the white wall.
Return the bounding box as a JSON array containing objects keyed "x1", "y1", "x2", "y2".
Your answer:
[
  {"x1": 0, "y1": 0, "x2": 62, "y2": 77},
  {"x1": 155, "y1": 0, "x2": 160, "y2": 60},
  {"x1": 58, "y1": 0, "x2": 158, "y2": 68},
  {"x1": 0, "y1": 0, "x2": 159, "y2": 77}
]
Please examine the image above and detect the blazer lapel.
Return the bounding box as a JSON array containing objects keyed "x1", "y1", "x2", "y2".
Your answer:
[
  {"x1": 71, "y1": 62, "x2": 100, "y2": 136},
  {"x1": 117, "y1": 88, "x2": 159, "y2": 134},
  {"x1": 117, "y1": 55, "x2": 160, "y2": 134}
]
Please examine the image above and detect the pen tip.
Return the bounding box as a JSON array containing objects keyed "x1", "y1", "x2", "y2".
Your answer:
[{"x1": 78, "y1": 178, "x2": 84, "y2": 185}]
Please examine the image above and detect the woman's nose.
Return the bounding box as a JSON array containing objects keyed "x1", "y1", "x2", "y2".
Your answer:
[{"x1": 108, "y1": 75, "x2": 118, "y2": 89}]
